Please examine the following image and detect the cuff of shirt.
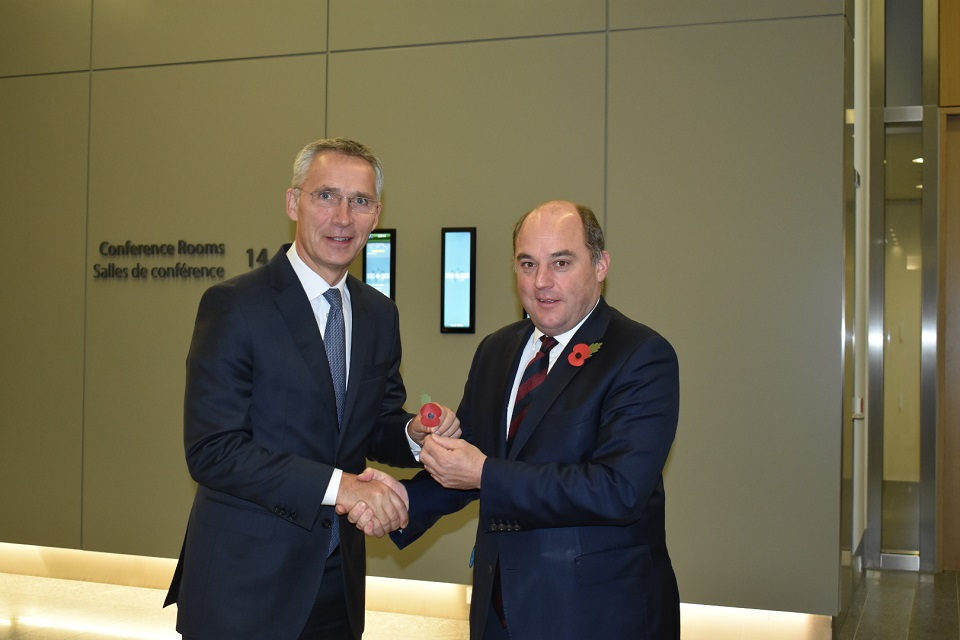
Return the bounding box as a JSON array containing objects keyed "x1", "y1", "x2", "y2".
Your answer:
[
  {"x1": 405, "y1": 418, "x2": 422, "y2": 461},
  {"x1": 322, "y1": 468, "x2": 343, "y2": 506}
]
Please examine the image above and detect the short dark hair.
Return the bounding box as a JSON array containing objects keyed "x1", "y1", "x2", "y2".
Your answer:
[{"x1": 512, "y1": 202, "x2": 605, "y2": 264}]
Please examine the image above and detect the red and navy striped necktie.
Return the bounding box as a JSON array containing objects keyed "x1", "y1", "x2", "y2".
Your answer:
[{"x1": 508, "y1": 335, "x2": 559, "y2": 443}]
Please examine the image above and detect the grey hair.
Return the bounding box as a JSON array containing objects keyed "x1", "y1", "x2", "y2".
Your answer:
[
  {"x1": 512, "y1": 202, "x2": 605, "y2": 265},
  {"x1": 290, "y1": 137, "x2": 384, "y2": 198}
]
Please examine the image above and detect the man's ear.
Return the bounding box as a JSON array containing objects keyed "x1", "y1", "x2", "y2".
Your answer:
[
  {"x1": 285, "y1": 189, "x2": 299, "y2": 222},
  {"x1": 596, "y1": 250, "x2": 611, "y2": 283}
]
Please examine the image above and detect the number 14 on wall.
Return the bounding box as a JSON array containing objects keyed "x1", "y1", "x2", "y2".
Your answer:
[{"x1": 246, "y1": 248, "x2": 269, "y2": 269}]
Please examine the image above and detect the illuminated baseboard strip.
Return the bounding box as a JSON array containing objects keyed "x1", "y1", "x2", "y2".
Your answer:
[
  {"x1": 0, "y1": 542, "x2": 176, "y2": 589},
  {"x1": 0, "y1": 615, "x2": 179, "y2": 640},
  {"x1": 681, "y1": 603, "x2": 832, "y2": 640},
  {"x1": 0, "y1": 543, "x2": 832, "y2": 639}
]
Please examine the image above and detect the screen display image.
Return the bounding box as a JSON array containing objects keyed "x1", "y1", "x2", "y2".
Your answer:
[
  {"x1": 441, "y1": 228, "x2": 475, "y2": 332},
  {"x1": 363, "y1": 230, "x2": 395, "y2": 299}
]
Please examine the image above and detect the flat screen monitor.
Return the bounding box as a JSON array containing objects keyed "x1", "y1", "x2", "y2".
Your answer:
[
  {"x1": 441, "y1": 227, "x2": 476, "y2": 333},
  {"x1": 363, "y1": 229, "x2": 396, "y2": 300}
]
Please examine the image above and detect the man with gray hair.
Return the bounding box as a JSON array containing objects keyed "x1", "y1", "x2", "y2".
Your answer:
[{"x1": 165, "y1": 137, "x2": 460, "y2": 639}]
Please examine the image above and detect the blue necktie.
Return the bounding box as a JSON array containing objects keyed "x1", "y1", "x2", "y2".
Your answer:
[
  {"x1": 322, "y1": 288, "x2": 345, "y2": 554},
  {"x1": 323, "y1": 288, "x2": 346, "y2": 426}
]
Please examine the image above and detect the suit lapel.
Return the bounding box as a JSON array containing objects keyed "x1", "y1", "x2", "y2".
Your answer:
[
  {"x1": 508, "y1": 298, "x2": 612, "y2": 459},
  {"x1": 340, "y1": 276, "x2": 367, "y2": 432},
  {"x1": 269, "y1": 247, "x2": 340, "y2": 432}
]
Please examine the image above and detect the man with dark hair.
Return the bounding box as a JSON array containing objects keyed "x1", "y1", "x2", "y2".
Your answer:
[{"x1": 373, "y1": 199, "x2": 680, "y2": 639}]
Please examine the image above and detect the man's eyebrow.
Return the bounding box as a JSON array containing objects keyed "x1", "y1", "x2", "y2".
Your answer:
[
  {"x1": 311, "y1": 185, "x2": 376, "y2": 198},
  {"x1": 515, "y1": 250, "x2": 577, "y2": 261}
]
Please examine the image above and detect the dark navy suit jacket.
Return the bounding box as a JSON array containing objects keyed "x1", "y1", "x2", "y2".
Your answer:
[
  {"x1": 165, "y1": 246, "x2": 417, "y2": 639},
  {"x1": 394, "y1": 297, "x2": 681, "y2": 639}
]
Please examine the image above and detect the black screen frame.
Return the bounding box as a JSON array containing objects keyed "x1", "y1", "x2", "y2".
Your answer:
[
  {"x1": 362, "y1": 228, "x2": 396, "y2": 300},
  {"x1": 440, "y1": 227, "x2": 476, "y2": 333}
]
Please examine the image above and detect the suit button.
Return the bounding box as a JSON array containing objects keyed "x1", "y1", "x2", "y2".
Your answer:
[
  {"x1": 322, "y1": 518, "x2": 332, "y2": 529},
  {"x1": 290, "y1": 511, "x2": 298, "y2": 521}
]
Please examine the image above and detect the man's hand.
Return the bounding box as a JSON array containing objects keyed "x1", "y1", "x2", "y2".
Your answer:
[
  {"x1": 335, "y1": 469, "x2": 409, "y2": 538},
  {"x1": 407, "y1": 403, "x2": 462, "y2": 446},
  {"x1": 420, "y1": 434, "x2": 485, "y2": 490}
]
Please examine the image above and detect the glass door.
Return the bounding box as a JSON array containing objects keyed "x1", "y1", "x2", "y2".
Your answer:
[{"x1": 880, "y1": 122, "x2": 923, "y2": 567}]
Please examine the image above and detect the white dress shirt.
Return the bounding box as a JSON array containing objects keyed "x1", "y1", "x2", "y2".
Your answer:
[
  {"x1": 286, "y1": 243, "x2": 419, "y2": 506},
  {"x1": 287, "y1": 243, "x2": 351, "y2": 506}
]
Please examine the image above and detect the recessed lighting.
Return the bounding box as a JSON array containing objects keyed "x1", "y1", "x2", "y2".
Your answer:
[{"x1": 912, "y1": 157, "x2": 923, "y2": 164}]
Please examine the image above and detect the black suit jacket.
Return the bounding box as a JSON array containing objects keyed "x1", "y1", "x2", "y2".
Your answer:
[
  {"x1": 165, "y1": 246, "x2": 417, "y2": 639},
  {"x1": 394, "y1": 297, "x2": 681, "y2": 639}
]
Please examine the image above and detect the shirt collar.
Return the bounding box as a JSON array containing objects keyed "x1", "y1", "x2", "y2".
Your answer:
[
  {"x1": 287, "y1": 242, "x2": 348, "y2": 300},
  {"x1": 530, "y1": 297, "x2": 600, "y2": 352}
]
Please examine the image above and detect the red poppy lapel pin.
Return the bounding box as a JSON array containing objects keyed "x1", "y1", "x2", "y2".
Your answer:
[{"x1": 568, "y1": 342, "x2": 602, "y2": 367}]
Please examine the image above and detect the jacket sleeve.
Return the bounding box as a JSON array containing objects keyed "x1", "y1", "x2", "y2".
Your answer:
[
  {"x1": 390, "y1": 471, "x2": 479, "y2": 549},
  {"x1": 389, "y1": 335, "x2": 493, "y2": 548},
  {"x1": 183, "y1": 283, "x2": 330, "y2": 530}
]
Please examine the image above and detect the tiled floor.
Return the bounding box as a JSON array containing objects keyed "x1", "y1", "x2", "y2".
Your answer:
[
  {"x1": 2, "y1": 570, "x2": 958, "y2": 639},
  {"x1": 836, "y1": 570, "x2": 960, "y2": 640}
]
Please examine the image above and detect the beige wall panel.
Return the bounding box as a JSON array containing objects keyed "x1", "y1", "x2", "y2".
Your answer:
[
  {"x1": 943, "y1": 0, "x2": 960, "y2": 107},
  {"x1": 329, "y1": 0, "x2": 604, "y2": 50},
  {"x1": 610, "y1": 0, "x2": 843, "y2": 29},
  {"x1": 607, "y1": 17, "x2": 845, "y2": 615},
  {"x1": 0, "y1": 75, "x2": 88, "y2": 547},
  {"x1": 0, "y1": 0, "x2": 91, "y2": 76},
  {"x1": 82, "y1": 55, "x2": 326, "y2": 556},
  {"x1": 941, "y1": 112, "x2": 960, "y2": 570},
  {"x1": 329, "y1": 34, "x2": 606, "y2": 585},
  {"x1": 92, "y1": 0, "x2": 327, "y2": 69}
]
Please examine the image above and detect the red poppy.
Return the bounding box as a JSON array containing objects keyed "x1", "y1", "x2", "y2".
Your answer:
[
  {"x1": 420, "y1": 402, "x2": 442, "y2": 427},
  {"x1": 568, "y1": 343, "x2": 593, "y2": 367}
]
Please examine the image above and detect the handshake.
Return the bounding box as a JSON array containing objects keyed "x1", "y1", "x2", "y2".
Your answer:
[
  {"x1": 335, "y1": 402, "x2": 463, "y2": 538},
  {"x1": 334, "y1": 467, "x2": 412, "y2": 538}
]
